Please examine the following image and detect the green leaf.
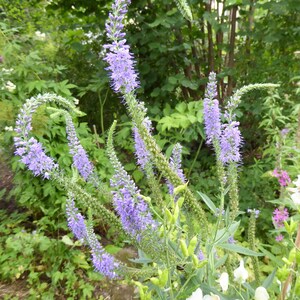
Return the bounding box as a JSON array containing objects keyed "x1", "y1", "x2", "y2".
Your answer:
[
  {"x1": 215, "y1": 221, "x2": 240, "y2": 245},
  {"x1": 151, "y1": 87, "x2": 161, "y2": 97},
  {"x1": 262, "y1": 268, "x2": 277, "y2": 288},
  {"x1": 197, "y1": 191, "x2": 217, "y2": 214},
  {"x1": 105, "y1": 244, "x2": 122, "y2": 254},
  {"x1": 218, "y1": 243, "x2": 263, "y2": 256},
  {"x1": 215, "y1": 253, "x2": 228, "y2": 268},
  {"x1": 175, "y1": 102, "x2": 187, "y2": 113},
  {"x1": 132, "y1": 169, "x2": 144, "y2": 182},
  {"x1": 257, "y1": 244, "x2": 284, "y2": 266},
  {"x1": 124, "y1": 162, "x2": 136, "y2": 171},
  {"x1": 61, "y1": 235, "x2": 74, "y2": 246},
  {"x1": 168, "y1": 76, "x2": 178, "y2": 85}
]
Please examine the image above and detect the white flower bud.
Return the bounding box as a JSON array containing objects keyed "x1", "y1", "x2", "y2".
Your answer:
[
  {"x1": 233, "y1": 260, "x2": 248, "y2": 284},
  {"x1": 218, "y1": 272, "x2": 229, "y2": 292},
  {"x1": 186, "y1": 288, "x2": 203, "y2": 300},
  {"x1": 254, "y1": 286, "x2": 270, "y2": 300}
]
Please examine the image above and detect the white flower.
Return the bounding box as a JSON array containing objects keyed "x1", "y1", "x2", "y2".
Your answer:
[
  {"x1": 186, "y1": 288, "x2": 203, "y2": 300},
  {"x1": 291, "y1": 192, "x2": 300, "y2": 205},
  {"x1": 35, "y1": 30, "x2": 46, "y2": 40},
  {"x1": 4, "y1": 126, "x2": 13, "y2": 131},
  {"x1": 233, "y1": 260, "x2": 248, "y2": 284},
  {"x1": 5, "y1": 81, "x2": 16, "y2": 92},
  {"x1": 203, "y1": 294, "x2": 220, "y2": 300},
  {"x1": 254, "y1": 286, "x2": 269, "y2": 300},
  {"x1": 218, "y1": 272, "x2": 229, "y2": 292},
  {"x1": 186, "y1": 288, "x2": 221, "y2": 300},
  {"x1": 2, "y1": 68, "x2": 13, "y2": 75},
  {"x1": 293, "y1": 175, "x2": 300, "y2": 187},
  {"x1": 288, "y1": 175, "x2": 300, "y2": 205}
]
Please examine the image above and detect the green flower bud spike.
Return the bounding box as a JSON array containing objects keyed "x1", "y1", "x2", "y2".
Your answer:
[{"x1": 248, "y1": 210, "x2": 260, "y2": 284}]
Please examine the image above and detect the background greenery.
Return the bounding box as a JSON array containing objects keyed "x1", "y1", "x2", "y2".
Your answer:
[{"x1": 0, "y1": 0, "x2": 299, "y2": 298}]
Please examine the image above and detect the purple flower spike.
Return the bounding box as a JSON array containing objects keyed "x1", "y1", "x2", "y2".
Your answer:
[
  {"x1": 104, "y1": 0, "x2": 139, "y2": 94},
  {"x1": 112, "y1": 187, "x2": 156, "y2": 239},
  {"x1": 109, "y1": 128, "x2": 157, "y2": 238},
  {"x1": 66, "y1": 193, "x2": 120, "y2": 279},
  {"x1": 133, "y1": 118, "x2": 152, "y2": 171},
  {"x1": 66, "y1": 196, "x2": 87, "y2": 241},
  {"x1": 14, "y1": 98, "x2": 57, "y2": 179},
  {"x1": 65, "y1": 114, "x2": 94, "y2": 181},
  {"x1": 203, "y1": 72, "x2": 222, "y2": 145},
  {"x1": 167, "y1": 143, "x2": 186, "y2": 196},
  {"x1": 219, "y1": 121, "x2": 242, "y2": 164},
  {"x1": 170, "y1": 144, "x2": 186, "y2": 183},
  {"x1": 86, "y1": 224, "x2": 120, "y2": 279}
]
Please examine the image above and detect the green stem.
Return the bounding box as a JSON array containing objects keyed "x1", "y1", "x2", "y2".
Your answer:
[
  {"x1": 98, "y1": 89, "x2": 109, "y2": 136},
  {"x1": 187, "y1": 139, "x2": 203, "y2": 179}
]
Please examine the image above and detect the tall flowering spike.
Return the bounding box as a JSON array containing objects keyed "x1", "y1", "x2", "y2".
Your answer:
[
  {"x1": 85, "y1": 223, "x2": 120, "y2": 279},
  {"x1": 219, "y1": 121, "x2": 242, "y2": 164},
  {"x1": 167, "y1": 143, "x2": 186, "y2": 195},
  {"x1": 66, "y1": 194, "x2": 87, "y2": 241},
  {"x1": 66, "y1": 194, "x2": 120, "y2": 279},
  {"x1": 133, "y1": 117, "x2": 152, "y2": 171},
  {"x1": 203, "y1": 72, "x2": 222, "y2": 145},
  {"x1": 14, "y1": 97, "x2": 57, "y2": 179},
  {"x1": 104, "y1": 0, "x2": 139, "y2": 94},
  {"x1": 65, "y1": 114, "x2": 94, "y2": 181},
  {"x1": 170, "y1": 143, "x2": 186, "y2": 182},
  {"x1": 107, "y1": 121, "x2": 157, "y2": 239}
]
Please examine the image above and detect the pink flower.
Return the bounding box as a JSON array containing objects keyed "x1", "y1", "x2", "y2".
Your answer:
[
  {"x1": 273, "y1": 208, "x2": 289, "y2": 228},
  {"x1": 275, "y1": 234, "x2": 284, "y2": 242},
  {"x1": 273, "y1": 169, "x2": 291, "y2": 187}
]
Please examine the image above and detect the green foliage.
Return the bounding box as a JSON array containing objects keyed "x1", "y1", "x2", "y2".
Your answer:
[{"x1": 0, "y1": 210, "x2": 101, "y2": 299}]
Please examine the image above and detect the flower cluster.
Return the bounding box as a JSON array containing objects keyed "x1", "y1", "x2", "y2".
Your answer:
[
  {"x1": 104, "y1": 0, "x2": 139, "y2": 94},
  {"x1": 167, "y1": 143, "x2": 186, "y2": 196},
  {"x1": 203, "y1": 72, "x2": 221, "y2": 145},
  {"x1": 273, "y1": 207, "x2": 289, "y2": 228},
  {"x1": 169, "y1": 143, "x2": 186, "y2": 183},
  {"x1": 219, "y1": 121, "x2": 242, "y2": 164},
  {"x1": 108, "y1": 122, "x2": 157, "y2": 239},
  {"x1": 133, "y1": 118, "x2": 152, "y2": 171},
  {"x1": 14, "y1": 98, "x2": 57, "y2": 179},
  {"x1": 66, "y1": 196, "x2": 87, "y2": 241},
  {"x1": 65, "y1": 114, "x2": 94, "y2": 181},
  {"x1": 66, "y1": 193, "x2": 120, "y2": 279},
  {"x1": 273, "y1": 169, "x2": 291, "y2": 187},
  {"x1": 86, "y1": 223, "x2": 120, "y2": 279},
  {"x1": 204, "y1": 72, "x2": 242, "y2": 165},
  {"x1": 247, "y1": 208, "x2": 260, "y2": 218}
]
